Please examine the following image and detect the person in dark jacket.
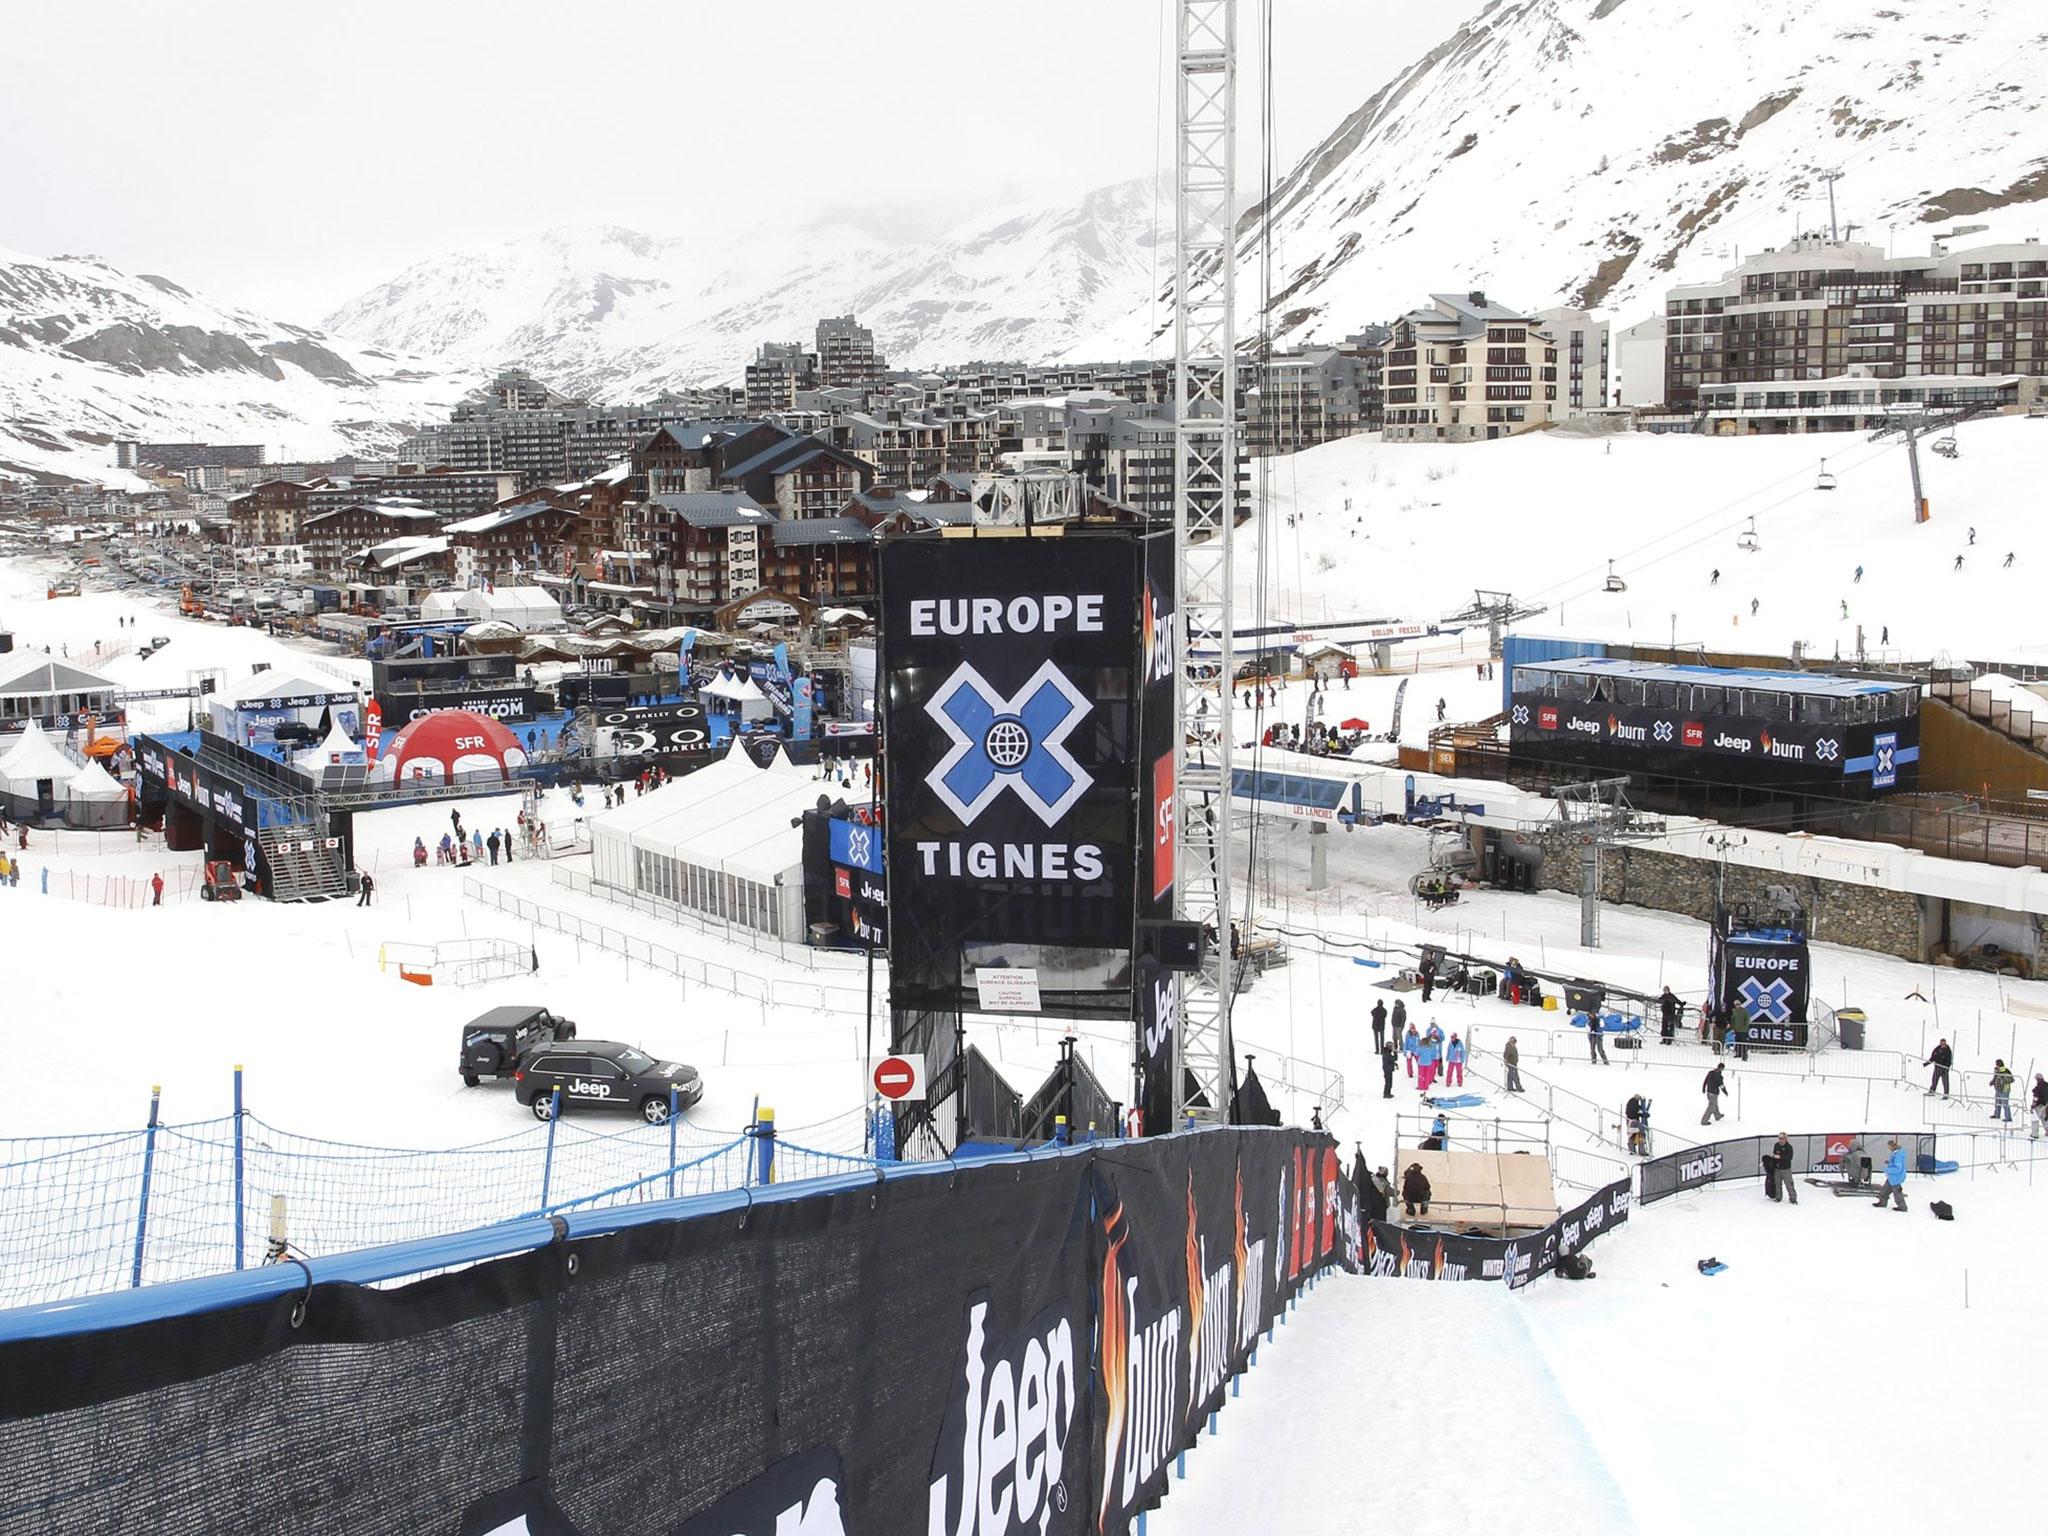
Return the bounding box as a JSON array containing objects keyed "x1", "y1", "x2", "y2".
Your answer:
[
  {"x1": 1401, "y1": 1163, "x2": 1432, "y2": 1218},
  {"x1": 1701, "y1": 1064, "x2": 1728, "y2": 1124},
  {"x1": 1379, "y1": 1038, "x2": 1397, "y2": 1099},
  {"x1": 1925, "y1": 1039, "x2": 1953, "y2": 1098},
  {"x1": 486, "y1": 829, "x2": 501, "y2": 866},
  {"x1": 1658, "y1": 987, "x2": 1680, "y2": 1044},
  {"x1": 1768, "y1": 1132, "x2": 1799, "y2": 1204},
  {"x1": 1368, "y1": 1167, "x2": 1394, "y2": 1223},
  {"x1": 2031, "y1": 1074, "x2": 2048, "y2": 1141},
  {"x1": 1391, "y1": 998, "x2": 1408, "y2": 1042},
  {"x1": 1503, "y1": 1036, "x2": 1523, "y2": 1094},
  {"x1": 1419, "y1": 962, "x2": 1435, "y2": 1003},
  {"x1": 1371, "y1": 999, "x2": 1388, "y2": 1052},
  {"x1": 1587, "y1": 1012, "x2": 1610, "y2": 1065}
]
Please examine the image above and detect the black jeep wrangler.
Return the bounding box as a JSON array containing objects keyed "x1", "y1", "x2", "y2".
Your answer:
[{"x1": 460, "y1": 1005, "x2": 575, "y2": 1086}]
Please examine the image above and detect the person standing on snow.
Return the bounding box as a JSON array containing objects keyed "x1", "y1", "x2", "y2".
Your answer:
[
  {"x1": 1503, "y1": 1035, "x2": 1523, "y2": 1094},
  {"x1": 2030, "y1": 1074, "x2": 2048, "y2": 1140},
  {"x1": 1392, "y1": 996, "x2": 1409, "y2": 1050},
  {"x1": 1925, "y1": 1038, "x2": 1954, "y2": 1098},
  {"x1": 150, "y1": 872, "x2": 163, "y2": 907},
  {"x1": 1990, "y1": 1060, "x2": 2016, "y2": 1122},
  {"x1": 1701, "y1": 1063, "x2": 1728, "y2": 1125},
  {"x1": 1659, "y1": 986, "x2": 1681, "y2": 1044},
  {"x1": 1436, "y1": 697, "x2": 1447, "y2": 722},
  {"x1": 1768, "y1": 1132, "x2": 1799, "y2": 1205},
  {"x1": 356, "y1": 871, "x2": 375, "y2": 907},
  {"x1": 1401, "y1": 1021, "x2": 1421, "y2": 1081},
  {"x1": 486, "y1": 829, "x2": 501, "y2": 866},
  {"x1": 1874, "y1": 1138, "x2": 1908, "y2": 1211},
  {"x1": 1445, "y1": 1032, "x2": 1466, "y2": 1087},
  {"x1": 1371, "y1": 998, "x2": 1388, "y2": 1052},
  {"x1": 1380, "y1": 1038, "x2": 1397, "y2": 1099},
  {"x1": 1587, "y1": 1011, "x2": 1609, "y2": 1065},
  {"x1": 1710, "y1": 568, "x2": 1720, "y2": 586}
]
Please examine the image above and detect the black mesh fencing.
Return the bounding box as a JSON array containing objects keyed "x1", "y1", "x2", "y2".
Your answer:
[
  {"x1": 1638, "y1": 1130, "x2": 1938, "y2": 1203},
  {"x1": 0, "y1": 1128, "x2": 1354, "y2": 1536}
]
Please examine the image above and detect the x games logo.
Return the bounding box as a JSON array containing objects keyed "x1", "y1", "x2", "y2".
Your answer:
[{"x1": 927, "y1": 662, "x2": 1093, "y2": 827}]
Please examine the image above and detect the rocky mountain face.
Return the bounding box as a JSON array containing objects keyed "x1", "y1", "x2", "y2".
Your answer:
[
  {"x1": 1114, "y1": 0, "x2": 2048, "y2": 354},
  {"x1": 0, "y1": 248, "x2": 474, "y2": 485}
]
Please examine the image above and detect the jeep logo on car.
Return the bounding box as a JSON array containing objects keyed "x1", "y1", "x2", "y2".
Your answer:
[{"x1": 569, "y1": 1078, "x2": 613, "y2": 1097}]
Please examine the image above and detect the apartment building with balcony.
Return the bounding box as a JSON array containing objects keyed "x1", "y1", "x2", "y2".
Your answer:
[
  {"x1": 1534, "y1": 307, "x2": 1611, "y2": 412},
  {"x1": 816, "y1": 315, "x2": 885, "y2": 393},
  {"x1": 1379, "y1": 292, "x2": 1560, "y2": 443},
  {"x1": 1663, "y1": 233, "x2": 2048, "y2": 419}
]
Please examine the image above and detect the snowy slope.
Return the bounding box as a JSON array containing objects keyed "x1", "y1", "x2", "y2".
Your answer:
[
  {"x1": 324, "y1": 181, "x2": 1168, "y2": 397},
  {"x1": 0, "y1": 247, "x2": 479, "y2": 485},
  {"x1": 1082, "y1": 0, "x2": 2048, "y2": 356},
  {"x1": 1248, "y1": 414, "x2": 2048, "y2": 663}
]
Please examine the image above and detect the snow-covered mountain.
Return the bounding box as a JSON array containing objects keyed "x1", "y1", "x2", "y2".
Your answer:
[
  {"x1": 0, "y1": 248, "x2": 477, "y2": 486},
  {"x1": 324, "y1": 181, "x2": 1168, "y2": 398},
  {"x1": 1089, "y1": 0, "x2": 2048, "y2": 355}
]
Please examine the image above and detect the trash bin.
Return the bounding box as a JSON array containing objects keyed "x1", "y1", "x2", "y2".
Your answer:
[{"x1": 1835, "y1": 1007, "x2": 1867, "y2": 1051}]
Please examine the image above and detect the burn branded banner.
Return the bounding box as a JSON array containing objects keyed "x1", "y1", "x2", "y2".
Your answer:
[
  {"x1": 0, "y1": 1130, "x2": 1350, "y2": 1536},
  {"x1": 1359, "y1": 1178, "x2": 1632, "y2": 1287},
  {"x1": 1506, "y1": 694, "x2": 1920, "y2": 797}
]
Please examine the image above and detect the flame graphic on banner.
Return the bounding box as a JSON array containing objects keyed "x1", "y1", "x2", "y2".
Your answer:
[
  {"x1": 1184, "y1": 1171, "x2": 1204, "y2": 1405},
  {"x1": 1232, "y1": 1159, "x2": 1248, "y2": 1340},
  {"x1": 1432, "y1": 1237, "x2": 1446, "y2": 1280},
  {"x1": 1398, "y1": 1232, "x2": 1412, "y2": 1272},
  {"x1": 1097, "y1": 1201, "x2": 1131, "y2": 1535}
]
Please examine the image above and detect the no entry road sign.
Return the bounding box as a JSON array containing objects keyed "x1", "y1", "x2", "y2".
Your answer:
[{"x1": 870, "y1": 1053, "x2": 927, "y2": 1102}]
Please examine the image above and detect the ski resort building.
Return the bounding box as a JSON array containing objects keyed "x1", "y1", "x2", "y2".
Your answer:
[
  {"x1": 1663, "y1": 233, "x2": 2048, "y2": 415},
  {"x1": 1379, "y1": 292, "x2": 1562, "y2": 443}
]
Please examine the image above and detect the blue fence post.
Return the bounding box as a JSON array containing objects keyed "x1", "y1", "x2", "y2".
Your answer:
[
  {"x1": 232, "y1": 1065, "x2": 246, "y2": 1271},
  {"x1": 539, "y1": 1087, "x2": 562, "y2": 1211},
  {"x1": 1054, "y1": 1115, "x2": 1071, "y2": 1147},
  {"x1": 666, "y1": 1084, "x2": 680, "y2": 1200},
  {"x1": 754, "y1": 1105, "x2": 776, "y2": 1186},
  {"x1": 131, "y1": 1086, "x2": 162, "y2": 1289}
]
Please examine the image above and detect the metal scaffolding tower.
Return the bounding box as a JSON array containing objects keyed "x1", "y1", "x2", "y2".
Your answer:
[{"x1": 1171, "y1": 0, "x2": 1239, "y2": 1127}]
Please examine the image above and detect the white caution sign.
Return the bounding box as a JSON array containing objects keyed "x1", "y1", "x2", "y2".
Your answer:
[{"x1": 974, "y1": 967, "x2": 1043, "y2": 1014}]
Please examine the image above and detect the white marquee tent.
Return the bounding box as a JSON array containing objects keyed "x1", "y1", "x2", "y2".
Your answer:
[
  {"x1": 0, "y1": 721, "x2": 83, "y2": 818},
  {"x1": 421, "y1": 587, "x2": 564, "y2": 631},
  {"x1": 702, "y1": 672, "x2": 775, "y2": 724},
  {"x1": 64, "y1": 757, "x2": 131, "y2": 827},
  {"x1": 588, "y1": 740, "x2": 821, "y2": 939}
]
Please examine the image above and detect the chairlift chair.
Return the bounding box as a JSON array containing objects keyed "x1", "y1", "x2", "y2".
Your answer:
[
  {"x1": 1932, "y1": 432, "x2": 1959, "y2": 459},
  {"x1": 1815, "y1": 458, "x2": 1836, "y2": 492},
  {"x1": 1736, "y1": 516, "x2": 1761, "y2": 553},
  {"x1": 1603, "y1": 559, "x2": 1628, "y2": 593}
]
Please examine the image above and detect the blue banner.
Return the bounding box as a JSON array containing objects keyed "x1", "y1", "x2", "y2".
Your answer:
[
  {"x1": 829, "y1": 816, "x2": 883, "y2": 874},
  {"x1": 792, "y1": 676, "x2": 815, "y2": 741}
]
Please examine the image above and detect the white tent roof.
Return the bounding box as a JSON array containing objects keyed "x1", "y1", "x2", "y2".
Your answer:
[
  {"x1": 591, "y1": 739, "x2": 821, "y2": 886},
  {"x1": 213, "y1": 668, "x2": 350, "y2": 707},
  {"x1": 0, "y1": 721, "x2": 81, "y2": 787},
  {"x1": 703, "y1": 673, "x2": 766, "y2": 702},
  {"x1": 296, "y1": 718, "x2": 364, "y2": 772},
  {"x1": 66, "y1": 757, "x2": 129, "y2": 801}
]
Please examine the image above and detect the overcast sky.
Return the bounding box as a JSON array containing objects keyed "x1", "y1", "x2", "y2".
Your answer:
[{"x1": 1, "y1": 0, "x2": 1477, "y2": 321}]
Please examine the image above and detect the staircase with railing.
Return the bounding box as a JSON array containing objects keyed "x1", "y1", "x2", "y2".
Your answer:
[{"x1": 257, "y1": 825, "x2": 348, "y2": 902}]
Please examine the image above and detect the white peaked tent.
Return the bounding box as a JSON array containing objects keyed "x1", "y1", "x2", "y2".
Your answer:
[
  {"x1": 703, "y1": 671, "x2": 775, "y2": 723},
  {"x1": 0, "y1": 721, "x2": 82, "y2": 819},
  {"x1": 587, "y1": 738, "x2": 818, "y2": 938},
  {"x1": 64, "y1": 757, "x2": 131, "y2": 828},
  {"x1": 296, "y1": 718, "x2": 366, "y2": 780}
]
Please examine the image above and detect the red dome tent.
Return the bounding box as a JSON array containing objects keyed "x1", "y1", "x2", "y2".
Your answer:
[{"x1": 374, "y1": 709, "x2": 529, "y2": 786}]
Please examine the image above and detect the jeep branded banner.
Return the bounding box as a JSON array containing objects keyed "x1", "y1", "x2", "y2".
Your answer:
[
  {"x1": 0, "y1": 1129, "x2": 1351, "y2": 1536},
  {"x1": 1360, "y1": 1178, "x2": 1633, "y2": 1287},
  {"x1": 1639, "y1": 1132, "x2": 1936, "y2": 1203},
  {"x1": 1506, "y1": 693, "x2": 1920, "y2": 797}
]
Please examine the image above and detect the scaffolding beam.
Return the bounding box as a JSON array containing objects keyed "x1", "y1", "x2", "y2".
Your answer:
[{"x1": 1171, "y1": 0, "x2": 1238, "y2": 1128}]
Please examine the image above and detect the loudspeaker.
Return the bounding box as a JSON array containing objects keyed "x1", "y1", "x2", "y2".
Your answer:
[{"x1": 1139, "y1": 919, "x2": 1204, "y2": 973}]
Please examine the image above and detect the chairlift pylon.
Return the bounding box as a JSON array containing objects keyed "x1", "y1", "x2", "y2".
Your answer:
[
  {"x1": 1815, "y1": 458, "x2": 1837, "y2": 492},
  {"x1": 1736, "y1": 516, "x2": 1761, "y2": 553}
]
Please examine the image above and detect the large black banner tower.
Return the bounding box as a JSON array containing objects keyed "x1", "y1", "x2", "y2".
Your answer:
[
  {"x1": 1707, "y1": 903, "x2": 1813, "y2": 1047},
  {"x1": 880, "y1": 526, "x2": 1176, "y2": 1153}
]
